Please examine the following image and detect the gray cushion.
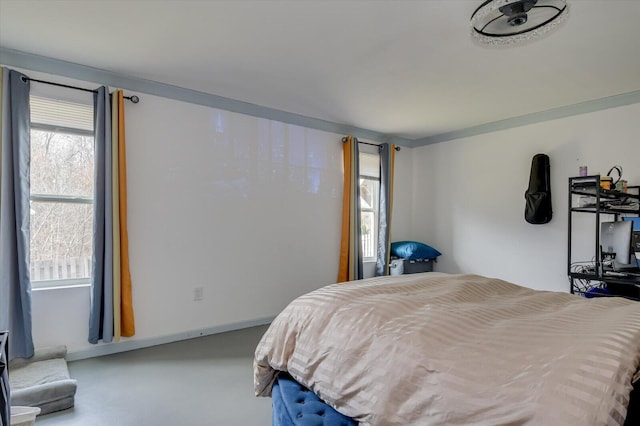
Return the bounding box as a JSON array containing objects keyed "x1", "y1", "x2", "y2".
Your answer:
[
  {"x1": 9, "y1": 346, "x2": 68, "y2": 369},
  {"x1": 9, "y1": 346, "x2": 77, "y2": 415}
]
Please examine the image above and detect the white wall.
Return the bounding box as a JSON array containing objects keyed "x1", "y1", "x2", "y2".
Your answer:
[
  {"x1": 389, "y1": 148, "x2": 414, "y2": 242},
  {"x1": 410, "y1": 103, "x2": 640, "y2": 292},
  {"x1": 18, "y1": 65, "x2": 640, "y2": 357},
  {"x1": 123, "y1": 94, "x2": 346, "y2": 332},
  {"x1": 23, "y1": 69, "x2": 415, "y2": 357}
]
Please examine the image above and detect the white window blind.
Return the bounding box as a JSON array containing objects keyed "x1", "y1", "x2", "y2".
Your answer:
[
  {"x1": 30, "y1": 95, "x2": 93, "y2": 132},
  {"x1": 360, "y1": 152, "x2": 380, "y2": 178}
]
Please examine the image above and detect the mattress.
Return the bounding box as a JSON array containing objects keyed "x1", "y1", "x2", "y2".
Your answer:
[
  {"x1": 255, "y1": 273, "x2": 640, "y2": 425},
  {"x1": 274, "y1": 369, "x2": 640, "y2": 426}
]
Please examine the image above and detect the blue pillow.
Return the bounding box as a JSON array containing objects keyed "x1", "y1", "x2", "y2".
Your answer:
[{"x1": 391, "y1": 241, "x2": 441, "y2": 260}]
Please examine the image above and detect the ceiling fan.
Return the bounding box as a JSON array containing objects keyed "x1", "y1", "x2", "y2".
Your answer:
[{"x1": 471, "y1": 0, "x2": 570, "y2": 46}]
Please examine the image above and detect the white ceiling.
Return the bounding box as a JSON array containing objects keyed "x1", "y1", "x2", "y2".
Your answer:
[{"x1": 1, "y1": 0, "x2": 639, "y2": 143}]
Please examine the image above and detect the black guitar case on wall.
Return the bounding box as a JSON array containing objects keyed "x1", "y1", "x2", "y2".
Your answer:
[{"x1": 525, "y1": 153, "x2": 552, "y2": 224}]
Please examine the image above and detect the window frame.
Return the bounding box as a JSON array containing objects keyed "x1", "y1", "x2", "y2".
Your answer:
[
  {"x1": 29, "y1": 98, "x2": 95, "y2": 290},
  {"x1": 359, "y1": 149, "x2": 381, "y2": 262}
]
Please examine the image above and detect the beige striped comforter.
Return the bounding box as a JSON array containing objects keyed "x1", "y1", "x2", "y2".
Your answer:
[{"x1": 254, "y1": 273, "x2": 640, "y2": 425}]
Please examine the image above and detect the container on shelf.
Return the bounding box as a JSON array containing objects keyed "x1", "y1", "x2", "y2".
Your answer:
[
  {"x1": 600, "y1": 176, "x2": 613, "y2": 190},
  {"x1": 389, "y1": 258, "x2": 404, "y2": 275},
  {"x1": 579, "y1": 165, "x2": 588, "y2": 177}
]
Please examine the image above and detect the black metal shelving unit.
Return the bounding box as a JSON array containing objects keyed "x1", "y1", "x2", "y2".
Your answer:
[{"x1": 568, "y1": 175, "x2": 640, "y2": 300}]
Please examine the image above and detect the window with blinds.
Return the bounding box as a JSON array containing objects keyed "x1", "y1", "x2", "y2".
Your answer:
[
  {"x1": 29, "y1": 95, "x2": 95, "y2": 289},
  {"x1": 360, "y1": 152, "x2": 380, "y2": 261}
]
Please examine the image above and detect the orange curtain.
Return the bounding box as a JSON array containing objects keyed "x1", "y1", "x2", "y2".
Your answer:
[
  {"x1": 113, "y1": 90, "x2": 135, "y2": 338},
  {"x1": 111, "y1": 91, "x2": 121, "y2": 340},
  {"x1": 388, "y1": 144, "x2": 395, "y2": 271},
  {"x1": 384, "y1": 143, "x2": 396, "y2": 274},
  {"x1": 338, "y1": 136, "x2": 362, "y2": 282}
]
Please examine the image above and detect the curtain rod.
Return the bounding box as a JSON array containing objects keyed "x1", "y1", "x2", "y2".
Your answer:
[
  {"x1": 20, "y1": 76, "x2": 140, "y2": 103},
  {"x1": 341, "y1": 137, "x2": 401, "y2": 151}
]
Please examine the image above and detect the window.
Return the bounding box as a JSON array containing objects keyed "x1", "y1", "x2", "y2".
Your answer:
[
  {"x1": 359, "y1": 152, "x2": 380, "y2": 261},
  {"x1": 29, "y1": 95, "x2": 94, "y2": 289}
]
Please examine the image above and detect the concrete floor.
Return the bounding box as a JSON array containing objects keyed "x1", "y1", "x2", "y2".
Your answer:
[{"x1": 35, "y1": 325, "x2": 272, "y2": 426}]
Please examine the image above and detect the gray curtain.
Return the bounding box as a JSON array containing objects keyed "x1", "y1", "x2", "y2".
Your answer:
[
  {"x1": 375, "y1": 143, "x2": 393, "y2": 276},
  {"x1": 0, "y1": 68, "x2": 34, "y2": 359},
  {"x1": 88, "y1": 86, "x2": 114, "y2": 344},
  {"x1": 353, "y1": 139, "x2": 363, "y2": 280}
]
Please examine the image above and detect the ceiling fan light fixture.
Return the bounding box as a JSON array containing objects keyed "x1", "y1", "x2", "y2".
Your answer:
[{"x1": 471, "y1": 0, "x2": 570, "y2": 47}]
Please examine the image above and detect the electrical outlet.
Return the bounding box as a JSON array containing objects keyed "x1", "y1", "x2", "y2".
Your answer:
[{"x1": 193, "y1": 287, "x2": 204, "y2": 301}]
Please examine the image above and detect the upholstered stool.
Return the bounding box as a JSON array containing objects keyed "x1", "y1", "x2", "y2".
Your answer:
[
  {"x1": 9, "y1": 346, "x2": 77, "y2": 415},
  {"x1": 272, "y1": 373, "x2": 356, "y2": 426}
]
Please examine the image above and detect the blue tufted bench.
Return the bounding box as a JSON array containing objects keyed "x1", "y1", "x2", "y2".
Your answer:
[{"x1": 272, "y1": 373, "x2": 357, "y2": 426}]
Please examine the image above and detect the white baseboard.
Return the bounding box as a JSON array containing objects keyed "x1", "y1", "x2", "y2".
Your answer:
[{"x1": 65, "y1": 316, "x2": 274, "y2": 361}]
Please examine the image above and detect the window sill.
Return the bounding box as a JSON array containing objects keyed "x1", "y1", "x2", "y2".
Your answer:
[{"x1": 32, "y1": 282, "x2": 91, "y2": 292}]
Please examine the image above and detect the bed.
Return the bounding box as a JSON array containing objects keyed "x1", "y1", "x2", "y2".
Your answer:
[{"x1": 254, "y1": 273, "x2": 640, "y2": 425}]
